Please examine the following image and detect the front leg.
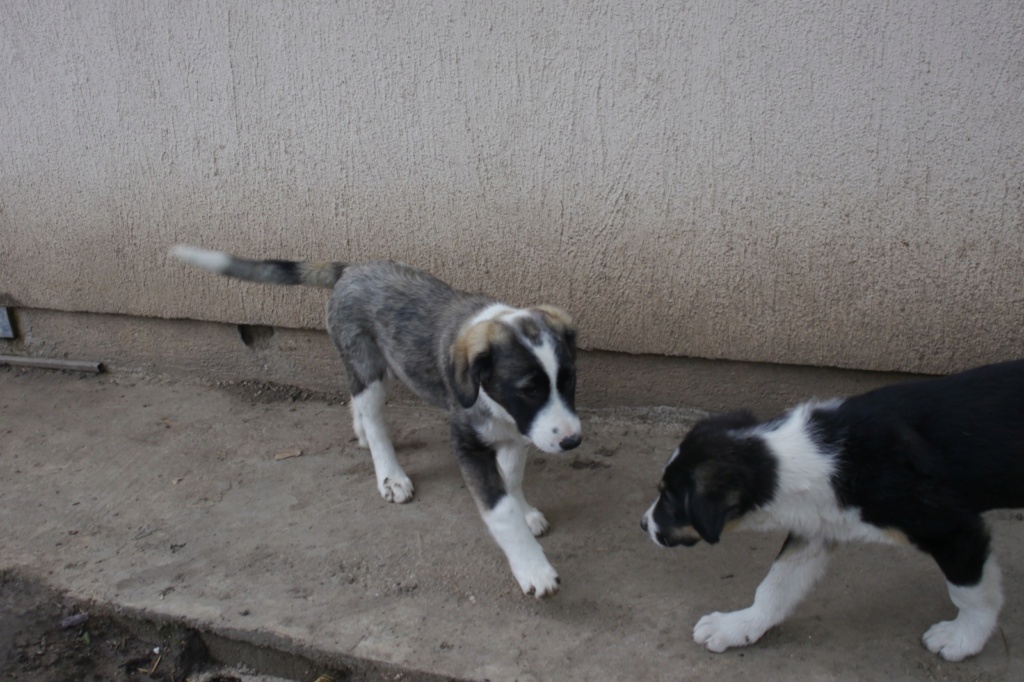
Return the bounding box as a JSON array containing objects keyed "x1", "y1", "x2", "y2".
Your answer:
[
  {"x1": 484, "y1": 495, "x2": 560, "y2": 597},
  {"x1": 453, "y1": 422, "x2": 559, "y2": 598},
  {"x1": 694, "y1": 534, "x2": 830, "y2": 652},
  {"x1": 497, "y1": 443, "x2": 548, "y2": 536}
]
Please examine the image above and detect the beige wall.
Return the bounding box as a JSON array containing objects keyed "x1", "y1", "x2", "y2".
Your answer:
[{"x1": 2, "y1": 1, "x2": 1022, "y2": 376}]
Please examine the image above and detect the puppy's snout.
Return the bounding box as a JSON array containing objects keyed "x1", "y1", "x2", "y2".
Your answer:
[
  {"x1": 641, "y1": 511, "x2": 669, "y2": 547},
  {"x1": 559, "y1": 433, "x2": 582, "y2": 451}
]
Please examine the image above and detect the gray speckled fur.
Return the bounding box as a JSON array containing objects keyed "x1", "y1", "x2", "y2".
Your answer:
[{"x1": 326, "y1": 261, "x2": 495, "y2": 407}]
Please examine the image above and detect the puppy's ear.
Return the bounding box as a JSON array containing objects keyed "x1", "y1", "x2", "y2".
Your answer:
[
  {"x1": 687, "y1": 492, "x2": 730, "y2": 544},
  {"x1": 533, "y1": 305, "x2": 577, "y2": 350},
  {"x1": 448, "y1": 320, "x2": 508, "y2": 408}
]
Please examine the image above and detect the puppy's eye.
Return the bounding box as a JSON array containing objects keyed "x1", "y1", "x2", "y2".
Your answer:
[
  {"x1": 518, "y1": 381, "x2": 546, "y2": 398},
  {"x1": 517, "y1": 372, "x2": 550, "y2": 398}
]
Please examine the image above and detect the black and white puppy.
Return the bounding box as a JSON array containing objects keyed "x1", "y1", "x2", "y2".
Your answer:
[
  {"x1": 642, "y1": 360, "x2": 1024, "y2": 661},
  {"x1": 171, "y1": 246, "x2": 581, "y2": 597}
]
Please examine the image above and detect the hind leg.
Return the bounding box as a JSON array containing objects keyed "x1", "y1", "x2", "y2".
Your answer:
[
  {"x1": 334, "y1": 330, "x2": 413, "y2": 504},
  {"x1": 350, "y1": 379, "x2": 413, "y2": 504},
  {"x1": 920, "y1": 523, "x2": 1002, "y2": 661},
  {"x1": 349, "y1": 371, "x2": 392, "y2": 449},
  {"x1": 923, "y1": 557, "x2": 1002, "y2": 661}
]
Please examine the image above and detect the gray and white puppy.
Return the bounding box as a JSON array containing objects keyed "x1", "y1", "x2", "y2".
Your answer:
[{"x1": 170, "y1": 245, "x2": 582, "y2": 597}]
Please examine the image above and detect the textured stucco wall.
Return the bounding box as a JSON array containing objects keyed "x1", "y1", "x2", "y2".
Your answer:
[{"x1": 2, "y1": 1, "x2": 1022, "y2": 375}]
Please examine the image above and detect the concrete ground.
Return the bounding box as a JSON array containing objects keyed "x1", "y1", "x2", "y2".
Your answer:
[{"x1": 1, "y1": 366, "x2": 1022, "y2": 681}]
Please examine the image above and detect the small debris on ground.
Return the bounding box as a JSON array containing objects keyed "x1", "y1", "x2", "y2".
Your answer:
[{"x1": 273, "y1": 448, "x2": 303, "y2": 461}]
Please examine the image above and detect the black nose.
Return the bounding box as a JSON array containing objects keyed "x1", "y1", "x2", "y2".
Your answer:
[
  {"x1": 559, "y1": 434, "x2": 582, "y2": 451},
  {"x1": 640, "y1": 517, "x2": 648, "y2": 532}
]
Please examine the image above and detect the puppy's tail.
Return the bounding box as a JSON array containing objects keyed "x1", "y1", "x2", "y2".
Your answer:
[{"x1": 170, "y1": 245, "x2": 346, "y2": 289}]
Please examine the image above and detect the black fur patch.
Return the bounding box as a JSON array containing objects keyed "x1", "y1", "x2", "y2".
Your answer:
[
  {"x1": 808, "y1": 359, "x2": 1024, "y2": 585},
  {"x1": 482, "y1": 325, "x2": 576, "y2": 438},
  {"x1": 450, "y1": 417, "x2": 506, "y2": 510},
  {"x1": 265, "y1": 259, "x2": 303, "y2": 284}
]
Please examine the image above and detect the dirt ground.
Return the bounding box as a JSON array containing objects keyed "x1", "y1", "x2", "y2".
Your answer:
[
  {"x1": 1, "y1": 366, "x2": 1023, "y2": 681},
  {"x1": 0, "y1": 572, "x2": 164, "y2": 682},
  {"x1": 0, "y1": 570, "x2": 441, "y2": 682}
]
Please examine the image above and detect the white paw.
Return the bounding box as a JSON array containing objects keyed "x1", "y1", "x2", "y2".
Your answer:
[
  {"x1": 511, "y1": 559, "x2": 560, "y2": 598},
  {"x1": 693, "y1": 610, "x2": 765, "y2": 653},
  {"x1": 378, "y1": 474, "x2": 414, "y2": 504},
  {"x1": 922, "y1": 619, "x2": 989, "y2": 661},
  {"x1": 524, "y1": 508, "x2": 549, "y2": 537}
]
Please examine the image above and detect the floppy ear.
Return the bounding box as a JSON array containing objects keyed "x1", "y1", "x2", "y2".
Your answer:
[
  {"x1": 448, "y1": 320, "x2": 506, "y2": 408},
  {"x1": 687, "y1": 492, "x2": 730, "y2": 544},
  {"x1": 533, "y1": 305, "x2": 577, "y2": 350}
]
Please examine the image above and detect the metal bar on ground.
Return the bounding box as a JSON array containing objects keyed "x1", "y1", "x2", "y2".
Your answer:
[{"x1": 0, "y1": 355, "x2": 103, "y2": 374}]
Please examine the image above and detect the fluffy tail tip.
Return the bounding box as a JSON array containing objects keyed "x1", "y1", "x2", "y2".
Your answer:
[{"x1": 169, "y1": 244, "x2": 231, "y2": 273}]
